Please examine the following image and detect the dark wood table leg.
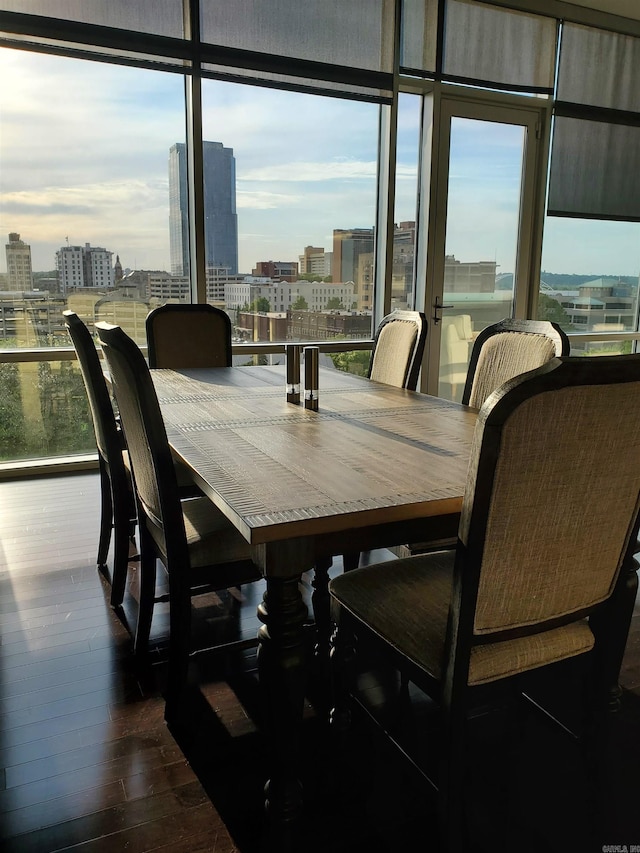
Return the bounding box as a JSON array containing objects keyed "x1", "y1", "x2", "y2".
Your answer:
[
  {"x1": 257, "y1": 574, "x2": 308, "y2": 848},
  {"x1": 312, "y1": 556, "x2": 332, "y2": 662}
]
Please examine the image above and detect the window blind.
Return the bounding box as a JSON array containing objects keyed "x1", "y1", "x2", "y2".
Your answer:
[
  {"x1": 400, "y1": 0, "x2": 557, "y2": 95},
  {"x1": 199, "y1": 0, "x2": 395, "y2": 102},
  {"x1": 548, "y1": 22, "x2": 640, "y2": 220},
  {"x1": 0, "y1": 0, "x2": 184, "y2": 40},
  {"x1": 1, "y1": 0, "x2": 395, "y2": 102}
]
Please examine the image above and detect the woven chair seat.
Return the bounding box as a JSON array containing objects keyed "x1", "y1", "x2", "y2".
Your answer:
[{"x1": 331, "y1": 551, "x2": 594, "y2": 687}]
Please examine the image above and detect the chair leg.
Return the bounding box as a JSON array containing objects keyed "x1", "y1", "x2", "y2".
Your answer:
[
  {"x1": 134, "y1": 541, "x2": 157, "y2": 657},
  {"x1": 165, "y1": 574, "x2": 192, "y2": 720},
  {"x1": 342, "y1": 551, "x2": 360, "y2": 572},
  {"x1": 438, "y1": 701, "x2": 468, "y2": 853},
  {"x1": 96, "y1": 459, "x2": 113, "y2": 571},
  {"x1": 110, "y1": 490, "x2": 131, "y2": 608},
  {"x1": 312, "y1": 556, "x2": 332, "y2": 662},
  {"x1": 589, "y1": 556, "x2": 639, "y2": 712},
  {"x1": 329, "y1": 603, "x2": 356, "y2": 739}
]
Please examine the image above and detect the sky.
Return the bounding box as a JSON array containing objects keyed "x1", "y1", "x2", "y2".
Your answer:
[{"x1": 1, "y1": 46, "x2": 638, "y2": 280}]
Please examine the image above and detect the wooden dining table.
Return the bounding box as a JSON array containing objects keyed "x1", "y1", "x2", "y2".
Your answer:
[{"x1": 151, "y1": 363, "x2": 477, "y2": 841}]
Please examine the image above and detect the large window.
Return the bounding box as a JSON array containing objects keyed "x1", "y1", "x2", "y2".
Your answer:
[
  {"x1": 0, "y1": 48, "x2": 185, "y2": 348},
  {"x1": 538, "y1": 217, "x2": 640, "y2": 354},
  {"x1": 199, "y1": 79, "x2": 378, "y2": 345},
  {"x1": 2, "y1": 0, "x2": 640, "y2": 465}
]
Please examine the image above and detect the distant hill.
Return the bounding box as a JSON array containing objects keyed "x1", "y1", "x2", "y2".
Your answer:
[{"x1": 540, "y1": 272, "x2": 638, "y2": 288}]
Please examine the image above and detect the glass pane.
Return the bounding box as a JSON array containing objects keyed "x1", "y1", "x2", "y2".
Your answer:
[
  {"x1": 392, "y1": 93, "x2": 420, "y2": 312},
  {"x1": 200, "y1": 79, "x2": 379, "y2": 349},
  {"x1": 438, "y1": 117, "x2": 526, "y2": 401},
  {"x1": 538, "y1": 216, "x2": 640, "y2": 352},
  {"x1": 0, "y1": 48, "x2": 186, "y2": 349},
  {"x1": 0, "y1": 359, "x2": 95, "y2": 462}
]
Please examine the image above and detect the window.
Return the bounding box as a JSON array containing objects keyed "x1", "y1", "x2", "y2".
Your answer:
[{"x1": 0, "y1": 48, "x2": 185, "y2": 350}]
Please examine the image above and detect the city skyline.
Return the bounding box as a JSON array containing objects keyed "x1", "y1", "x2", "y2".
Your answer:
[{"x1": 0, "y1": 47, "x2": 638, "y2": 281}]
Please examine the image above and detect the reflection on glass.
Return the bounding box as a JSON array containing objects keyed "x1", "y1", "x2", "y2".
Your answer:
[{"x1": 438, "y1": 117, "x2": 525, "y2": 400}]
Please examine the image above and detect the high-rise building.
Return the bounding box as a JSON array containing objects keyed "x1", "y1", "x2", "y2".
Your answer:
[
  {"x1": 169, "y1": 141, "x2": 238, "y2": 278},
  {"x1": 5, "y1": 233, "x2": 33, "y2": 290},
  {"x1": 56, "y1": 243, "x2": 114, "y2": 292},
  {"x1": 332, "y1": 228, "x2": 374, "y2": 286}
]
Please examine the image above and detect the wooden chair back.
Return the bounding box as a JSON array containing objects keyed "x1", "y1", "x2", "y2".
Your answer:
[
  {"x1": 96, "y1": 322, "x2": 186, "y2": 563},
  {"x1": 146, "y1": 303, "x2": 232, "y2": 369}
]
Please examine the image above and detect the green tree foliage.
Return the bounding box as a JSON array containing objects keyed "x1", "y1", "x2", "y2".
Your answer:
[
  {"x1": 0, "y1": 363, "x2": 28, "y2": 460},
  {"x1": 536, "y1": 293, "x2": 572, "y2": 328},
  {"x1": 250, "y1": 296, "x2": 271, "y2": 313},
  {"x1": 292, "y1": 295, "x2": 308, "y2": 309},
  {"x1": 325, "y1": 297, "x2": 344, "y2": 309},
  {"x1": 329, "y1": 349, "x2": 371, "y2": 377},
  {"x1": 37, "y1": 362, "x2": 95, "y2": 456},
  {"x1": 0, "y1": 361, "x2": 94, "y2": 461}
]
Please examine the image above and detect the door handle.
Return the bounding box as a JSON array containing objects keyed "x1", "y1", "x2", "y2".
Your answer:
[{"x1": 433, "y1": 296, "x2": 454, "y2": 325}]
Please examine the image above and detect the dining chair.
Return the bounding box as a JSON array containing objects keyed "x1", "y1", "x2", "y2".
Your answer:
[
  {"x1": 96, "y1": 321, "x2": 262, "y2": 717},
  {"x1": 367, "y1": 309, "x2": 428, "y2": 392},
  {"x1": 394, "y1": 317, "x2": 571, "y2": 559},
  {"x1": 64, "y1": 310, "x2": 136, "y2": 607},
  {"x1": 329, "y1": 352, "x2": 640, "y2": 852},
  {"x1": 462, "y1": 317, "x2": 570, "y2": 409},
  {"x1": 331, "y1": 310, "x2": 428, "y2": 582},
  {"x1": 146, "y1": 303, "x2": 232, "y2": 369}
]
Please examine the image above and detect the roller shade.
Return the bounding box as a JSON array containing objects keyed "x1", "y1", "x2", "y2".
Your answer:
[
  {"x1": 548, "y1": 22, "x2": 640, "y2": 220},
  {"x1": 0, "y1": 0, "x2": 184, "y2": 39},
  {"x1": 0, "y1": 0, "x2": 395, "y2": 102},
  {"x1": 400, "y1": 0, "x2": 557, "y2": 95},
  {"x1": 199, "y1": 0, "x2": 395, "y2": 102}
]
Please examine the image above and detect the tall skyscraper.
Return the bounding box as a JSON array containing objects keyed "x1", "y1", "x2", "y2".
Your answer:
[{"x1": 169, "y1": 141, "x2": 238, "y2": 277}]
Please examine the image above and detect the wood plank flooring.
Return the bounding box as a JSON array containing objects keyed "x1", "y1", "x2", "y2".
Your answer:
[{"x1": 1, "y1": 472, "x2": 640, "y2": 852}]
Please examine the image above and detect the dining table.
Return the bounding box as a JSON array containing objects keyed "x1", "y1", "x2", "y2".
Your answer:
[{"x1": 151, "y1": 362, "x2": 477, "y2": 842}]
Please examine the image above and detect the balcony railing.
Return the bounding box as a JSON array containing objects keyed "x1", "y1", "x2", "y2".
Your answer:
[{"x1": 2, "y1": 332, "x2": 638, "y2": 476}]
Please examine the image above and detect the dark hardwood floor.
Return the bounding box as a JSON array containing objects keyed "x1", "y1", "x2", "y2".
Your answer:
[{"x1": 1, "y1": 472, "x2": 640, "y2": 852}]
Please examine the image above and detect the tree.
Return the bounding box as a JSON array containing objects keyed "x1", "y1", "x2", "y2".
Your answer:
[
  {"x1": 325, "y1": 297, "x2": 344, "y2": 310},
  {"x1": 329, "y1": 349, "x2": 371, "y2": 377},
  {"x1": 536, "y1": 293, "x2": 571, "y2": 329},
  {"x1": 250, "y1": 296, "x2": 270, "y2": 313},
  {"x1": 292, "y1": 295, "x2": 308, "y2": 310}
]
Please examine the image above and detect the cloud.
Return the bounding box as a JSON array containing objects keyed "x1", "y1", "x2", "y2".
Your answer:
[
  {"x1": 240, "y1": 159, "x2": 377, "y2": 182},
  {"x1": 236, "y1": 190, "x2": 300, "y2": 210}
]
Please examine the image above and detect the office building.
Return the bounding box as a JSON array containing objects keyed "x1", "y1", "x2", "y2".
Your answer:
[
  {"x1": 169, "y1": 141, "x2": 238, "y2": 277},
  {"x1": 56, "y1": 243, "x2": 115, "y2": 293}
]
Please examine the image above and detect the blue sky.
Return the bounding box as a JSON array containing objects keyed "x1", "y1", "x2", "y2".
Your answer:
[{"x1": 1, "y1": 46, "x2": 638, "y2": 279}]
